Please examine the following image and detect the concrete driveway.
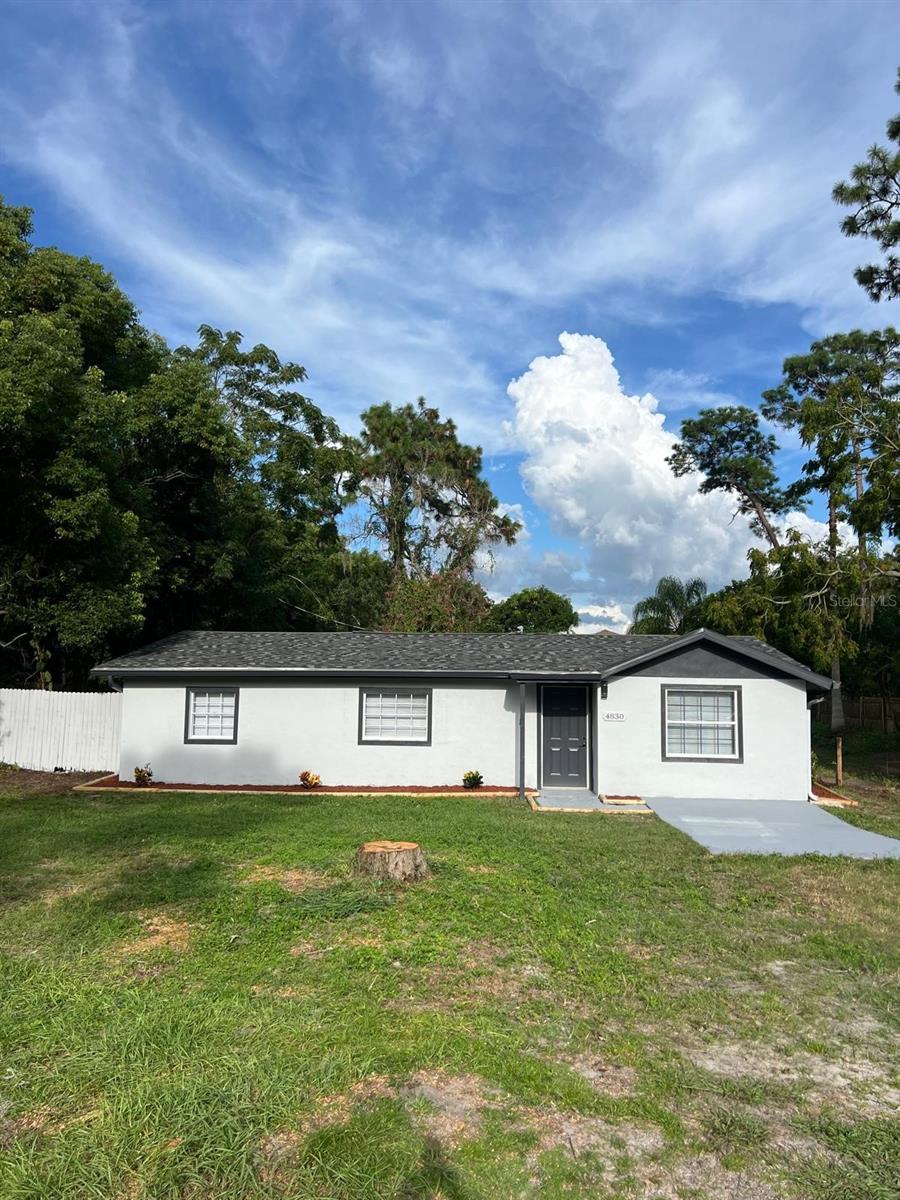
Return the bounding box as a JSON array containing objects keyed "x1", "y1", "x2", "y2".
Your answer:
[{"x1": 647, "y1": 797, "x2": 900, "y2": 859}]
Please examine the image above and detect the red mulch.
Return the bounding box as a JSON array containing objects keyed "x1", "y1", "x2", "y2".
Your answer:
[{"x1": 85, "y1": 775, "x2": 525, "y2": 795}]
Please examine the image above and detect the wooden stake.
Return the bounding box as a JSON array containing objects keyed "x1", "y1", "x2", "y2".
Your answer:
[{"x1": 835, "y1": 735, "x2": 843, "y2": 787}]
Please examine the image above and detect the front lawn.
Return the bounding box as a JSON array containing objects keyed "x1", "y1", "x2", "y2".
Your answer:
[{"x1": 0, "y1": 776, "x2": 898, "y2": 1199}]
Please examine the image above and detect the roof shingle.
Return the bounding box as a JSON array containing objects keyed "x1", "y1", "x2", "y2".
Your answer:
[{"x1": 92, "y1": 628, "x2": 825, "y2": 683}]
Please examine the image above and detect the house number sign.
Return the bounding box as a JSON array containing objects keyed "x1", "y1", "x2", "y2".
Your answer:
[{"x1": 603, "y1": 712, "x2": 626, "y2": 722}]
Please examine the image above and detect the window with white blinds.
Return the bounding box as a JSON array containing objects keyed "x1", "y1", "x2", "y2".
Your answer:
[
  {"x1": 185, "y1": 688, "x2": 239, "y2": 743},
  {"x1": 663, "y1": 688, "x2": 740, "y2": 760},
  {"x1": 360, "y1": 689, "x2": 431, "y2": 744}
]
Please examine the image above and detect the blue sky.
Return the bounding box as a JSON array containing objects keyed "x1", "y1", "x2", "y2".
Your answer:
[{"x1": 2, "y1": 0, "x2": 897, "y2": 628}]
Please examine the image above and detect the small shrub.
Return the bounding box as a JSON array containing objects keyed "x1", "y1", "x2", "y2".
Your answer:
[
  {"x1": 462, "y1": 770, "x2": 483, "y2": 790},
  {"x1": 810, "y1": 750, "x2": 820, "y2": 782},
  {"x1": 299, "y1": 770, "x2": 322, "y2": 789},
  {"x1": 133, "y1": 764, "x2": 153, "y2": 787}
]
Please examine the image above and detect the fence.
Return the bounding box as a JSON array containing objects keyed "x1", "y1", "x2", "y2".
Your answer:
[
  {"x1": 0, "y1": 688, "x2": 121, "y2": 772},
  {"x1": 813, "y1": 692, "x2": 899, "y2": 734}
]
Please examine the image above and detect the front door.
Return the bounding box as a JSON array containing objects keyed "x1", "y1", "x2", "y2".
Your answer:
[{"x1": 541, "y1": 686, "x2": 588, "y2": 787}]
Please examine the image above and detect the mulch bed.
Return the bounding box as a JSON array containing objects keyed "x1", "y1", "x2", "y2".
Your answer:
[{"x1": 80, "y1": 775, "x2": 529, "y2": 796}]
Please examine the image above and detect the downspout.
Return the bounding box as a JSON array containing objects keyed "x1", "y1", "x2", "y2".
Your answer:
[
  {"x1": 517, "y1": 681, "x2": 526, "y2": 802},
  {"x1": 106, "y1": 675, "x2": 123, "y2": 693}
]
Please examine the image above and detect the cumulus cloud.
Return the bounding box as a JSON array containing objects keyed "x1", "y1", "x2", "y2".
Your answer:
[
  {"x1": 507, "y1": 333, "x2": 766, "y2": 603},
  {"x1": 574, "y1": 604, "x2": 632, "y2": 635}
]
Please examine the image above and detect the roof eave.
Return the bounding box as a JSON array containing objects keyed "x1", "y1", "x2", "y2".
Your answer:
[{"x1": 90, "y1": 667, "x2": 608, "y2": 682}]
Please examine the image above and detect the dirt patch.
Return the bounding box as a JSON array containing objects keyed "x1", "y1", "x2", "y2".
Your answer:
[
  {"x1": 634, "y1": 1152, "x2": 783, "y2": 1200},
  {"x1": 683, "y1": 1038, "x2": 900, "y2": 1116},
  {"x1": 0, "y1": 1104, "x2": 54, "y2": 1146},
  {"x1": 400, "y1": 1070, "x2": 497, "y2": 1146},
  {"x1": 260, "y1": 1069, "x2": 664, "y2": 1169},
  {"x1": 288, "y1": 928, "x2": 386, "y2": 959},
  {"x1": 111, "y1": 909, "x2": 191, "y2": 959},
  {"x1": 129, "y1": 962, "x2": 173, "y2": 983},
  {"x1": 251, "y1": 983, "x2": 310, "y2": 1001},
  {"x1": 528, "y1": 1107, "x2": 664, "y2": 1160},
  {"x1": 0, "y1": 767, "x2": 100, "y2": 798},
  {"x1": 243, "y1": 864, "x2": 330, "y2": 893},
  {"x1": 559, "y1": 1053, "x2": 637, "y2": 1098},
  {"x1": 38, "y1": 878, "x2": 88, "y2": 904},
  {"x1": 288, "y1": 938, "x2": 337, "y2": 959},
  {"x1": 258, "y1": 1076, "x2": 396, "y2": 1177},
  {"x1": 387, "y1": 940, "x2": 556, "y2": 1012}
]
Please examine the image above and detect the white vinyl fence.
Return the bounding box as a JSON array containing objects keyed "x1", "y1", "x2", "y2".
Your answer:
[{"x1": 0, "y1": 689, "x2": 121, "y2": 772}]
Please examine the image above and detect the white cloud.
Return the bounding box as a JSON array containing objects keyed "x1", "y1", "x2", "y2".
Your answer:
[
  {"x1": 507, "y1": 333, "x2": 767, "y2": 602},
  {"x1": 574, "y1": 604, "x2": 631, "y2": 635},
  {"x1": 480, "y1": 334, "x2": 846, "y2": 615}
]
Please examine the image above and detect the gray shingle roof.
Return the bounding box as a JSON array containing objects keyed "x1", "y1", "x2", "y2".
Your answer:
[{"x1": 92, "y1": 628, "x2": 829, "y2": 685}]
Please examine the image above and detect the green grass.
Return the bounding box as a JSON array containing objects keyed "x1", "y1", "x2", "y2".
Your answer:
[{"x1": 0, "y1": 781, "x2": 898, "y2": 1199}]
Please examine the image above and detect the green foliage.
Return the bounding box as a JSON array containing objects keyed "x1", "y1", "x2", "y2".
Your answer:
[
  {"x1": 462, "y1": 770, "x2": 483, "y2": 789},
  {"x1": 628, "y1": 576, "x2": 707, "y2": 635},
  {"x1": 0, "y1": 197, "x2": 389, "y2": 685},
  {"x1": 133, "y1": 764, "x2": 153, "y2": 787},
  {"x1": 702, "y1": 534, "x2": 861, "y2": 671},
  {"x1": 480, "y1": 586, "x2": 578, "y2": 633},
  {"x1": 833, "y1": 68, "x2": 900, "y2": 302},
  {"x1": 666, "y1": 406, "x2": 796, "y2": 547},
  {"x1": 351, "y1": 397, "x2": 520, "y2": 576},
  {"x1": 382, "y1": 568, "x2": 491, "y2": 632},
  {"x1": 0, "y1": 197, "x2": 162, "y2": 685},
  {"x1": 761, "y1": 327, "x2": 900, "y2": 542}
]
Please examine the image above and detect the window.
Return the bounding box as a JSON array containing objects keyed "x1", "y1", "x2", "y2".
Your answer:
[
  {"x1": 662, "y1": 687, "x2": 741, "y2": 761},
  {"x1": 359, "y1": 688, "x2": 431, "y2": 744},
  {"x1": 184, "y1": 687, "x2": 239, "y2": 744}
]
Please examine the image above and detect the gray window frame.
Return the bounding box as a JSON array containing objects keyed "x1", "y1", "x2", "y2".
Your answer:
[
  {"x1": 184, "y1": 686, "x2": 240, "y2": 745},
  {"x1": 661, "y1": 684, "x2": 743, "y2": 764},
  {"x1": 358, "y1": 686, "x2": 433, "y2": 746}
]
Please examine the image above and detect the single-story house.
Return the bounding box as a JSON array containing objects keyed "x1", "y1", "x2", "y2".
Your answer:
[{"x1": 91, "y1": 628, "x2": 833, "y2": 801}]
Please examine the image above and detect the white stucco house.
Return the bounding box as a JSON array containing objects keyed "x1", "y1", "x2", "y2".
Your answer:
[{"x1": 91, "y1": 628, "x2": 833, "y2": 802}]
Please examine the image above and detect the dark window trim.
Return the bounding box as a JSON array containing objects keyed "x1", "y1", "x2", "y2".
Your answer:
[
  {"x1": 660, "y1": 684, "x2": 743, "y2": 764},
  {"x1": 358, "y1": 686, "x2": 433, "y2": 746},
  {"x1": 184, "y1": 686, "x2": 240, "y2": 745}
]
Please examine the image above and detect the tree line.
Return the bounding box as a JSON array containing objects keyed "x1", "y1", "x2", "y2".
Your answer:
[
  {"x1": 0, "y1": 199, "x2": 582, "y2": 689},
  {"x1": 2, "y1": 69, "x2": 896, "y2": 697},
  {"x1": 632, "y1": 70, "x2": 900, "y2": 734}
]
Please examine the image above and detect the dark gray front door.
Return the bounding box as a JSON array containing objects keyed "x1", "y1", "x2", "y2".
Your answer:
[{"x1": 542, "y1": 686, "x2": 588, "y2": 787}]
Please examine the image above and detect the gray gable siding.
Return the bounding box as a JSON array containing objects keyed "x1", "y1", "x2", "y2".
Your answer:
[{"x1": 616, "y1": 644, "x2": 795, "y2": 681}]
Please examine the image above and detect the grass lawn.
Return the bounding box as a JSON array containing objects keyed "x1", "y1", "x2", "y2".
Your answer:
[{"x1": 0, "y1": 766, "x2": 898, "y2": 1199}]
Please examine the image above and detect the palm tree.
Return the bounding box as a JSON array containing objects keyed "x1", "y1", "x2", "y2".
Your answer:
[{"x1": 628, "y1": 576, "x2": 708, "y2": 634}]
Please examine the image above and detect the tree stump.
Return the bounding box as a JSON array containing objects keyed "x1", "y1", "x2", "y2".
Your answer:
[{"x1": 354, "y1": 840, "x2": 429, "y2": 883}]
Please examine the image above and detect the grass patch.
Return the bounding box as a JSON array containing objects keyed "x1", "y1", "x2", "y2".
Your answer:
[
  {"x1": 794, "y1": 1115, "x2": 900, "y2": 1200},
  {"x1": 0, "y1": 778, "x2": 897, "y2": 1197}
]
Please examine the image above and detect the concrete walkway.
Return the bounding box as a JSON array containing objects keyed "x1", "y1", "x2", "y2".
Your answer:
[
  {"x1": 533, "y1": 790, "x2": 650, "y2": 814},
  {"x1": 647, "y1": 797, "x2": 900, "y2": 859}
]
